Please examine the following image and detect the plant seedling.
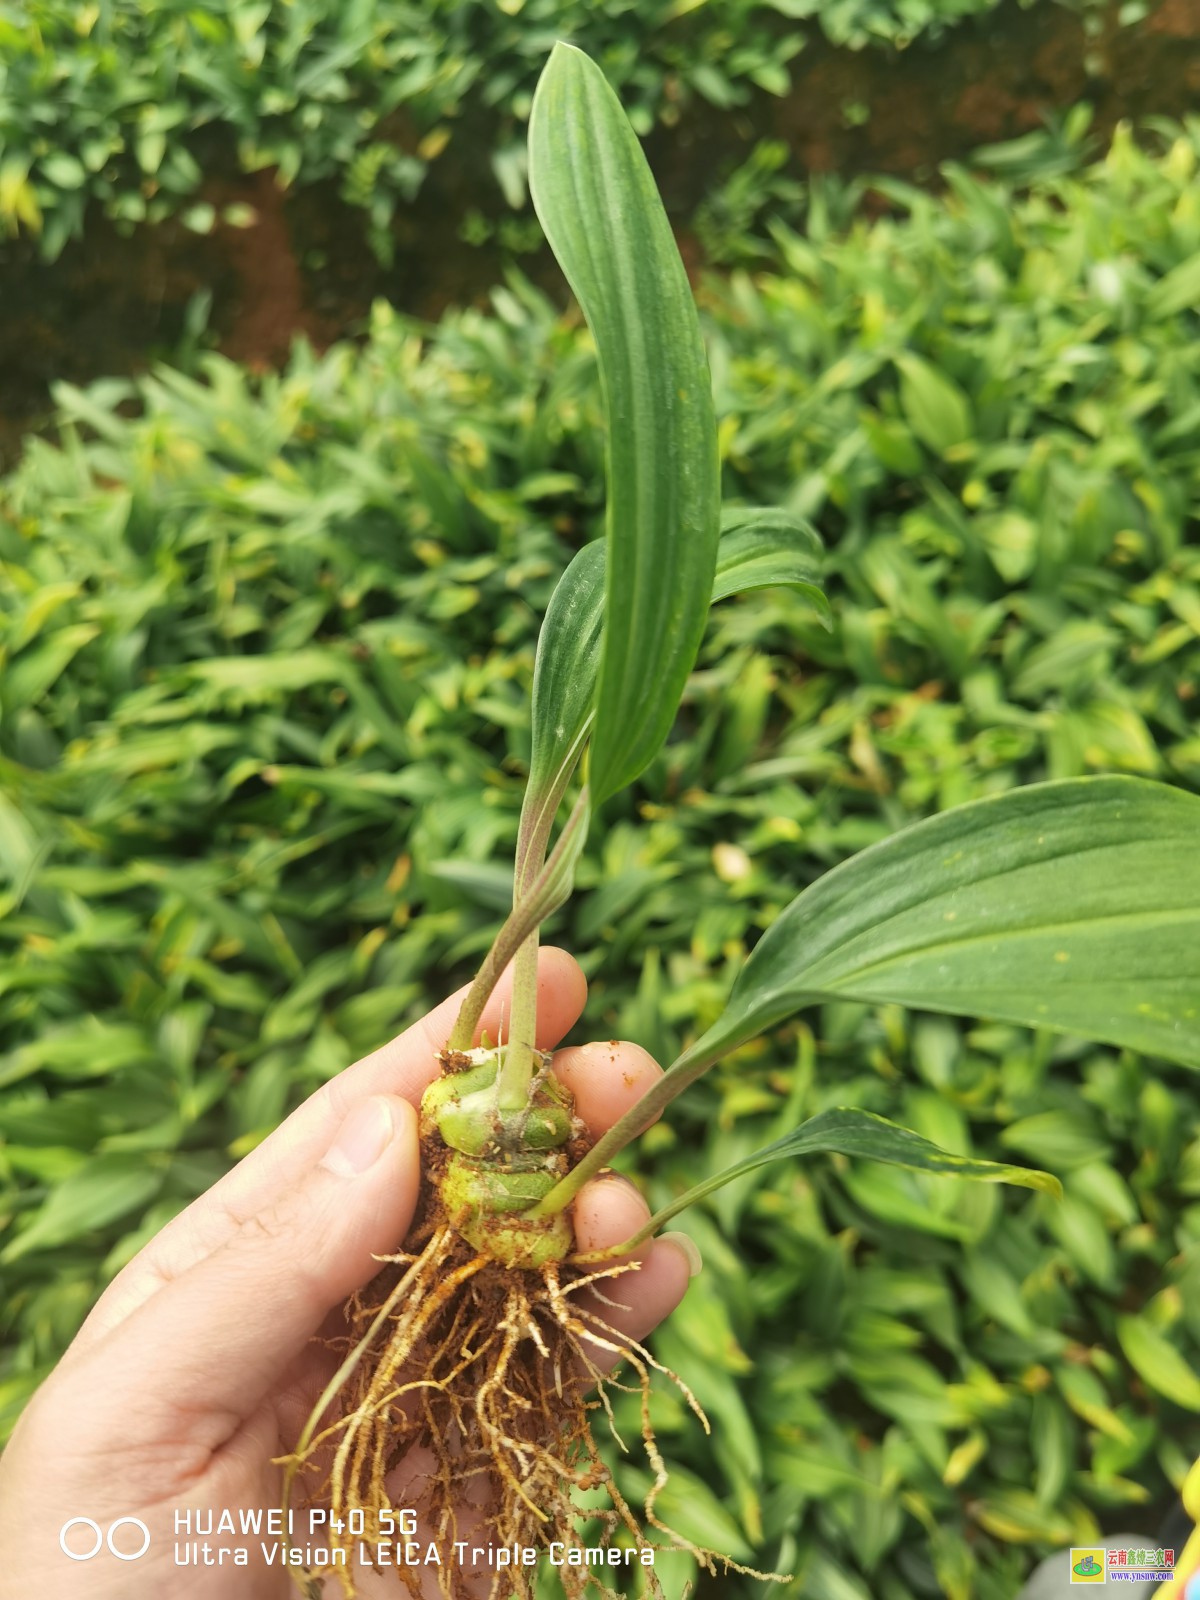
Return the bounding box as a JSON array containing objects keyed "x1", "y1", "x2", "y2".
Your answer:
[{"x1": 285, "y1": 43, "x2": 1200, "y2": 1597}]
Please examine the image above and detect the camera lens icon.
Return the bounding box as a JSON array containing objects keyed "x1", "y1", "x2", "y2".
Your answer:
[{"x1": 59, "y1": 1517, "x2": 151, "y2": 1562}]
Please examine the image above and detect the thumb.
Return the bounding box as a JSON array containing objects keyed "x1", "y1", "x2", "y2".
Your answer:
[{"x1": 95, "y1": 1094, "x2": 422, "y2": 1436}]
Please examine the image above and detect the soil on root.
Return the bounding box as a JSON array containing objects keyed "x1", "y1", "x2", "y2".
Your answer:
[{"x1": 281, "y1": 1211, "x2": 765, "y2": 1599}]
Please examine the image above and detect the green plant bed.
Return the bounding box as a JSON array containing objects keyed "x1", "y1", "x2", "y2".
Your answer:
[
  {"x1": 1, "y1": 117, "x2": 1199, "y2": 1595},
  {"x1": 0, "y1": 0, "x2": 1130, "y2": 265}
]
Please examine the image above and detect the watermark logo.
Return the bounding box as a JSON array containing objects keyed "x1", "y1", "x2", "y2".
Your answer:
[
  {"x1": 59, "y1": 1517, "x2": 151, "y2": 1562},
  {"x1": 1107, "y1": 1547, "x2": 1175, "y2": 1583},
  {"x1": 1070, "y1": 1548, "x2": 1106, "y2": 1583},
  {"x1": 1068, "y1": 1546, "x2": 1178, "y2": 1584}
]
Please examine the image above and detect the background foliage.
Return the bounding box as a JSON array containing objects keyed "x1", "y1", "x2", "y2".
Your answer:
[
  {"x1": 2, "y1": 84, "x2": 1200, "y2": 1600},
  {"x1": 0, "y1": 0, "x2": 1118, "y2": 262}
]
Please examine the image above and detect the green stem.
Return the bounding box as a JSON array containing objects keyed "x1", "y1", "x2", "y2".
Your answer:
[
  {"x1": 527, "y1": 1034, "x2": 720, "y2": 1218},
  {"x1": 569, "y1": 1215, "x2": 661, "y2": 1266},
  {"x1": 497, "y1": 935, "x2": 541, "y2": 1109},
  {"x1": 494, "y1": 766, "x2": 568, "y2": 1108},
  {"x1": 448, "y1": 786, "x2": 590, "y2": 1053},
  {"x1": 568, "y1": 1027, "x2": 815, "y2": 1254},
  {"x1": 492, "y1": 730, "x2": 593, "y2": 1099}
]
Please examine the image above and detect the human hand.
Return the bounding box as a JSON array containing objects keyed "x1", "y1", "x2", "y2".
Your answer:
[{"x1": 0, "y1": 949, "x2": 696, "y2": 1599}]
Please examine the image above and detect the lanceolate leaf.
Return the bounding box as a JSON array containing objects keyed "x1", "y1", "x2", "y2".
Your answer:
[
  {"x1": 714, "y1": 508, "x2": 831, "y2": 624},
  {"x1": 537, "y1": 775, "x2": 1200, "y2": 1215},
  {"x1": 1116, "y1": 1315, "x2": 1200, "y2": 1411},
  {"x1": 522, "y1": 511, "x2": 827, "y2": 858},
  {"x1": 529, "y1": 44, "x2": 720, "y2": 809},
  {"x1": 678, "y1": 776, "x2": 1200, "y2": 1077},
  {"x1": 573, "y1": 1108, "x2": 1058, "y2": 1260},
  {"x1": 524, "y1": 539, "x2": 605, "y2": 841}
]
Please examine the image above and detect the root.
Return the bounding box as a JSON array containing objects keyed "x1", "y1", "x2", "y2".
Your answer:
[{"x1": 281, "y1": 1221, "x2": 783, "y2": 1599}]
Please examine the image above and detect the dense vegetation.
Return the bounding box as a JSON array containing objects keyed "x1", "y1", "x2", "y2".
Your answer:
[
  {"x1": 0, "y1": 0, "x2": 1117, "y2": 263},
  {"x1": 2, "y1": 97, "x2": 1200, "y2": 1600}
]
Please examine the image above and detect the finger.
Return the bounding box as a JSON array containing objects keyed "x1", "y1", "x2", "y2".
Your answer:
[
  {"x1": 550, "y1": 1040, "x2": 664, "y2": 1136},
  {"x1": 79, "y1": 1094, "x2": 423, "y2": 1442},
  {"x1": 567, "y1": 1177, "x2": 696, "y2": 1368},
  {"x1": 79, "y1": 948, "x2": 587, "y2": 1345}
]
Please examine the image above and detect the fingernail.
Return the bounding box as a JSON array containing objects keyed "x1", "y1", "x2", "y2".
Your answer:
[
  {"x1": 658, "y1": 1231, "x2": 703, "y2": 1278},
  {"x1": 597, "y1": 1173, "x2": 644, "y2": 1201},
  {"x1": 321, "y1": 1097, "x2": 395, "y2": 1177}
]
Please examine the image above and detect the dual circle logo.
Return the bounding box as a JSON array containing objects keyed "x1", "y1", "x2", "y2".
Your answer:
[{"x1": 59, "y1": 1517, "x2": 151, "y2": 1562}]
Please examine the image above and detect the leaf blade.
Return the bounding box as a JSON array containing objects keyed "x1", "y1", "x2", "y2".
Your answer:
[
  {"x1": 896, "y1": 352, "x2": 973, "y2": 455},
  {"x1": 679, "y1": 776, "x2": 1200, "y2": 1074},
  {"x1": 714, "y1": 507, "x2": 831, "y2": 625},
  {"x1": 523, "y1": 510, "x2": 828, "y2": 832},
  {"x1": 1116, "y1": 1315, "x2": 1200, "y2": 1410},
  {"x1": 524, "y1": 539, "x2": 605, "y2": 817},
  {"x1": 576, "y1": 1108, "x2": 1058, "y2": 1258},
  {"x1": 0, "y1": 1153, "x2": 162, "y2": 1263},
  {"x1": 528, "y1": 44, "x2": 720, "y2": 807}
]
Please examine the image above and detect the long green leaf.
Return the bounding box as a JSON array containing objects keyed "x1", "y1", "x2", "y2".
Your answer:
[
  {"x1": 0, "y1": 1153, "x2": 162, "y2": 1264},
  {"x1": 536, "y1": 776, "x2": 1200, "y2": 1213},
  {"x1": 571, "y1": 1107, "x2": 1059, "y2": 1260},
  {"x1": 1116, "y1": 1315, "x2": 1200, "y2": 1410},
  {"x1": 529, "y1": 43, "x2": 720, "y2": 808},
  {"x1": 680, "y1": 775, "x2": 1200, "y2": 1075},
  {"x1": 714, "y1": 507, "x2": 831, "y2": 621},
  {"x1": 523, "y1": 510, "x2": 827, "y2": 845},
  {"x1": 524, "y1": 539, "x2": 605, "y2": 822}
]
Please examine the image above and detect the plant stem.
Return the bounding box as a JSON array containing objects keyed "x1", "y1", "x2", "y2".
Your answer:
[
  {"x1": 496, "y1": 819, "x2": 549, "y2": 1109},
  {"x1": 448, "y1": 786, "x2": 590, "y2": 1054},
  {"x1": 490, "y1": 732, "x2": 592, "y2": 1101},
  {"x1": 527, "y1": 1034, "x2": 720, "y2": 1217},
  {"x1": 496, "y1": 935, "x2": 541, "y2": 1108}
]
